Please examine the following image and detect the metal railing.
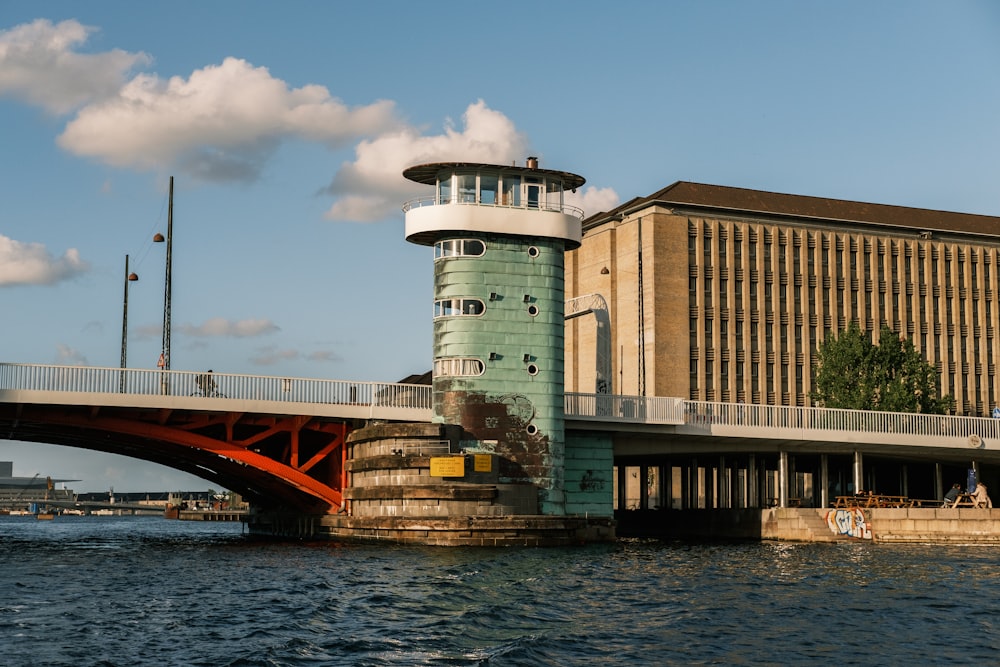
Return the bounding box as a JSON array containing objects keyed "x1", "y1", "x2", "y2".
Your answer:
[
  {"x1": 566, "y1": 391, "x2": 1000, "y2": 441},
  {"x1": 402, "y1": 195, "x2": 585, "y2": 219},
  {"x1": 0, "y1": 363, "x2": 432, "y2": 411},
  {"x1": 565, "y1": 393, "x2": 686, "y2": 424},
  {"x1": 3, "y1": 362, "x2": 996, "y2": 442},
  {"x1": 681, "y1": 399, "x2": 1000, "y2": 441}
]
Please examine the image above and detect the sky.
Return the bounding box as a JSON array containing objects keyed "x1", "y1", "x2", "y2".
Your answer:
[{"x1": 2, "y1": 1, "x2": 1000, "y2": 492}]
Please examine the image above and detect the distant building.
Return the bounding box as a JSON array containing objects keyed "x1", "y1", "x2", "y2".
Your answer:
[
  {"x1": 0, "y1": 460, "x2": 77, "y2": 492},
  {"x1": 566, "y1": 182, "x2": 1000, "y2": 415}
]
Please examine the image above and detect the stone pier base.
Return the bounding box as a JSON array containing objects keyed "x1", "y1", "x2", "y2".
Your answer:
[{"x1": 244, "y1": 421, "x2": 616, "y2": 546}]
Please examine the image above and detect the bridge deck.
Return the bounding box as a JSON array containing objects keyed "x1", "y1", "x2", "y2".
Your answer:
[{"x1": 2, "y1": 363, "x2": 999, "y2": 460}]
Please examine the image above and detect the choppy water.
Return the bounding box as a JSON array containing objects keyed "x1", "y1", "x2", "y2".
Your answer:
[{"x1": 2, "y1": 516, "x2": 999, "y2": 666}]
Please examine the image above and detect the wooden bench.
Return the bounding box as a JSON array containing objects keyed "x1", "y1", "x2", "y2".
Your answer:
[{"x1": 951, "y1": 493, "x2": 978, "y2": 508}]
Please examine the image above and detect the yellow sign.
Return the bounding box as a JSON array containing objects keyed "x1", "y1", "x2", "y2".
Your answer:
[
  {"x1": 430, "y1": 457, "x2": 465, "y2": 477},
  {"x1": 473, "y1": 454, "x2": 492, "y2": 473}
]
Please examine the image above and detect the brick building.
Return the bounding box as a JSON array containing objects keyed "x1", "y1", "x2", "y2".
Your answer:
[{"x1": 566, "y1": 182, "x2": 1000, "y2": 416}]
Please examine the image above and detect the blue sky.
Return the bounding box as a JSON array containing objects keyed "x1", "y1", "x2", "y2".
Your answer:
[{"x1": 2, "y1": 1, "x2": 999, "y2": 491}]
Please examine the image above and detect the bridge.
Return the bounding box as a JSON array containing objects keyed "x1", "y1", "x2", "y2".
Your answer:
[{"x1": 2, "y1": 362, "x2": 998, "y2": 515}]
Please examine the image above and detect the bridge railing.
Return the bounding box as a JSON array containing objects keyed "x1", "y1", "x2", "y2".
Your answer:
[
  {"x1": 5, "y1": 362, "x2": 997, "y2": 441},
  {"x1": 565, "y1": 392, "x2": 1000, "y2": 441},
  {"x1": 0, "y1": 363, "x2": 433, "y2": 411},
  {"x1": 565, "y1": 393, "x2": 686, "y2": 424},
  {"x1": 682, "y1": 399, "x2": 1000, "y2": 441}
]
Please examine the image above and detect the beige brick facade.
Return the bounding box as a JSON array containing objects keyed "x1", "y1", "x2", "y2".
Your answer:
[{"x1": 566, "y1": 182, "x2": 1000, "y2": 416}]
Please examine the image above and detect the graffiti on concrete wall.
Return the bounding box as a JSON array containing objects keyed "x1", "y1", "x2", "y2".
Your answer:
[{"x1": 826, "y1": 508, "x2": 872, "y2": 540}]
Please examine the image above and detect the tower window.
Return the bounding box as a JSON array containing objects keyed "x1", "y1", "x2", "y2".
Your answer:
[
  {"x1": 434, "y1": 357, "x2": 485, "y2": 377},
  {"x1": 435, "y1": 239, "x2": 486, "y2": 259},
  {"x1": 434, "y1": 298, "x2": 485, "y2": 317}
]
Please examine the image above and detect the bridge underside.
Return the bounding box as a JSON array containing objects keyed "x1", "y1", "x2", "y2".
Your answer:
[{"x1": 0, "y1": 402, "x2": 351, "y2": 513}]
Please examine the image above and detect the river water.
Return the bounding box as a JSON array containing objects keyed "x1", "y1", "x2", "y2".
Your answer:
[{"x1": 1, "y1": 516, "x2": 998, "y2": 666}]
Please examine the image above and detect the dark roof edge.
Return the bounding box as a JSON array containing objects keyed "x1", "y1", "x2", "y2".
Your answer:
[{"x1": 583, "y1": 181, "x2": 1000, "y2": 239}]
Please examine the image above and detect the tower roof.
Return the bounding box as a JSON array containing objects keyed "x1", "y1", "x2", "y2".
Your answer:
[{"x1": 403, "y1": 161, "x2": 586, "y2": 191}]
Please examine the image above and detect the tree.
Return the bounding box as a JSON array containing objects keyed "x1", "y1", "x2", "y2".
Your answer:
[{"x1": 811, "y1": 322, "x2": 952, "y2": 414}]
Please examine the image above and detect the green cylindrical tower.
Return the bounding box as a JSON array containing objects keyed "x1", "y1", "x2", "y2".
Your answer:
[{"x1": 403, "y1": 158, "x2": 586, "y2": 515}]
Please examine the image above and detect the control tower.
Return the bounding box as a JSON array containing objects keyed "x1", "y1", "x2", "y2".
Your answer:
[{"x1": 402, "y1": 157, "x2": 586, "y2": 515}]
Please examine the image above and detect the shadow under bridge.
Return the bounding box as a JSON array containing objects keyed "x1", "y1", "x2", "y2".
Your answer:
[{"x1": 0, "y1": 402, "x2": 350, "y2": 514}]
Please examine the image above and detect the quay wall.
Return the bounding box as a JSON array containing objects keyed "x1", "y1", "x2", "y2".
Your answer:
[{"x1": 617, "y1": 507, "x2": 1000, "y2": 544}]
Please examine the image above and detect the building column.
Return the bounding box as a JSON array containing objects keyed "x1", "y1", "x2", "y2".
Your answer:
[
  {"x1": 719, "y1": 456, "x2": 728, "y2": 508},
  {"x1": 779, "y1": 451, "x2": 789, "y2": 508},
  {"x1": 853, "y1": 450, "x2": 864, "y2": 493},
  {"x1": 820, "y1": 454, "x2": 829, "y2": 509},
  {"x1": 639, "y1": 465, "x2": 649, "y2": 510},
  {"x1": 616, "y1": 465, "x2": 626, "y2": 511}
]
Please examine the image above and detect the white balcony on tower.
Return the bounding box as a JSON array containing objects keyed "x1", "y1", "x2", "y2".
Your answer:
[{"x1": 402, "y1": 158, "x2": 586, "y2": 248}]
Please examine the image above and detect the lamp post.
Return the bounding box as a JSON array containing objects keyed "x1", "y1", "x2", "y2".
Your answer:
[
  {"x1": 154, "y1": 176, "x2": 174, "y2": 393},
  {"x1": 119, "y1": 254, "x2": 139, "y2": 392}
]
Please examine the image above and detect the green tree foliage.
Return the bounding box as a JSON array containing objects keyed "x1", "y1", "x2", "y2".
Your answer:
[{"x1": 811, "y1": 322, "x2": 952, "y2": 414}]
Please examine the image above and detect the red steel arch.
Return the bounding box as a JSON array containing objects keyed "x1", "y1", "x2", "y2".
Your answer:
[{"x1": 0, "y1": 402, "x2": 350, "y2": 513}]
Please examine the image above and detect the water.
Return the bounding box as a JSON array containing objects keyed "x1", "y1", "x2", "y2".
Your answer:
[{"x1": 1, "y1": 517, "x2": 998, "y2": 666}]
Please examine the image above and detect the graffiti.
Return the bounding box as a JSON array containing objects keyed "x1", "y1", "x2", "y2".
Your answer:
[
  {"x1": 580, "y1": 469, "x2": 605, "y2": 492},
  {"x1": 826, "y1": 508, "x2": 872, "y2": 540}
]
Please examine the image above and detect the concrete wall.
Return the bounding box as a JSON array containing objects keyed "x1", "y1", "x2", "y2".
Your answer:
[
  {"x1": 616, "y1": 507, "x2": 1000, "y2": 544},
  {"x1": 564, "y1": 432, "x2": 614, "y2": 516}
]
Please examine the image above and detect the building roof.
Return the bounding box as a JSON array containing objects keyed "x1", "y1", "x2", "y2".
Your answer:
[
  {"x1": 398, "y1": 370, "x2": 432, "y2": 385},
  {"x1": 584, "y1": 181, "x2": 1000, "y2": 239}
]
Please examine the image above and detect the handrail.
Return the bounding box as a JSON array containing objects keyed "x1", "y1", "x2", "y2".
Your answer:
[
  {"x1": 402, "y1": 195, "x2": 585, "y2": 219},
  {"x1": 566, "y1": 391, "x2": 1000, "y2": 441},
  {"x1": 0, "y1": 363, "x2": 432, "y2": 411},
  {"x1": 681, "y1": 399, "x2": 1000, "y2": 441},
  {"x1": 2, "y1": 362, "x2": 996, "y2": 441}
]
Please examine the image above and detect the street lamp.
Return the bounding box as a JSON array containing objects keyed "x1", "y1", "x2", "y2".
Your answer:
[
  {"x1": 120, "y1": 254, "x2": 139, "y2": 392},
  {"x1": 153, "y1": 176, "x2": 174, "y2": 377}
]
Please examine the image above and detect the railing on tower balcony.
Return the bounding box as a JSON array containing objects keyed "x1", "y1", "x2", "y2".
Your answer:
[
  {"x1": 402, "y1": 195, "x2": 585, "y2": 219},
  {"x1": 0, "y1": 363, "x2": 432, "y2": 411}
]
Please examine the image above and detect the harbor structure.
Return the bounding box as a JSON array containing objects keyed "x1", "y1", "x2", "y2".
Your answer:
[
  {"x1": 312, "y1": 158, "x2": 615, "y2": 544},
  {"x1": 565, "y1": 181, "x2": 1000, "y2": 533},
  {"x1": 10, "y1": 173, "x2": 1000, "y2": 543}
]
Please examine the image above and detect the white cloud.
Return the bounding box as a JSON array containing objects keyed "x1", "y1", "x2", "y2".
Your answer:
[
  {"x1": 323, "y1": 100, "x2": 529, "y2": 222},
  {"x1": 566, "y1": 186, "x2": 621, "y2": 219},
  {"x1": 58, "y1": 57, "x2": 399, "y2": 182},
  {"x1": 2, "y1": 21, "x2": 621, "y2": 225},
  {"x1": 55, "y1": 344, "x2": 87, "y2": 365},
  {"x1": 0, "y1": 234, "x2": 89, "y2": 286},
  {"x1": 177, "y1": 317, "x2": 279, "y2": 338},
  {"x1": 250, "y1": 346, "x2": 299, "y2": 366},
  {"x1": 306, "y1": 350, "x2": 342, "y2": 363},
  {"x1": 0, "y1": 19, "x2": 150, "y2": 114}
]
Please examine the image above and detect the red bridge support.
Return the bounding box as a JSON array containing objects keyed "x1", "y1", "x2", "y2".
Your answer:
[{"x1": 0, "y1": 403, "x2": 350, "y2": 513}]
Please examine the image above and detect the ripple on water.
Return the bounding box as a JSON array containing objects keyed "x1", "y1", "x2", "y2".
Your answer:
[{"x1": 4, "y1": 521, "x2": 1000, "y2": 665}]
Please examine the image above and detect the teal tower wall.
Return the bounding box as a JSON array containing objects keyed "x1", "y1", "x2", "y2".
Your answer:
[
  {"x1": 403, "y1": 159, "x2": 586, "y2": 516},
  {"x1": 434, "y1": 234, "x2": 567, "y2": 513}
]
